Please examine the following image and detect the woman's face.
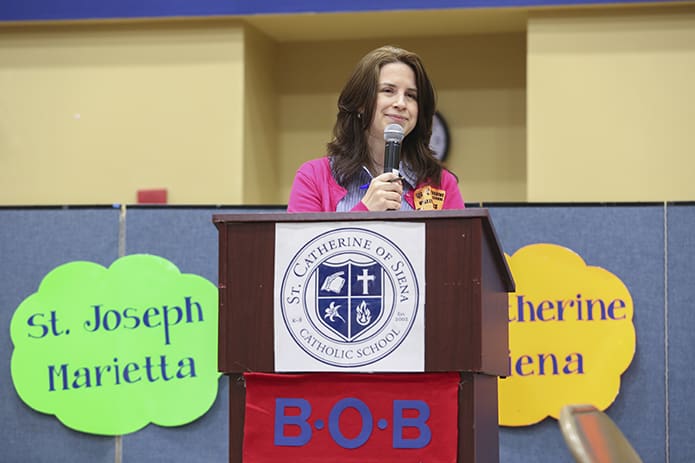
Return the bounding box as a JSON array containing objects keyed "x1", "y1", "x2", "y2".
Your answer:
[{"x1": 368, "y1": 61, "x2": 419, "y2": 142}]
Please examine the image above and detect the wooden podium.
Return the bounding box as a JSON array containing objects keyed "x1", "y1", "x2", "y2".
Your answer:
[{"x1": 213, "y1": 209, "x2": 514, "y2": 463}]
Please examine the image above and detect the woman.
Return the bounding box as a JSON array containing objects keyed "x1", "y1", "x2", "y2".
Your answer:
[{"x1": 287, "y1": 45, "x2": 464, "y2": 212}]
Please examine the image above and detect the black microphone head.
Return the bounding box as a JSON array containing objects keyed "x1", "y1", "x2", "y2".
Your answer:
[
  {"x1": 384, "y1": 124, "x2": 405, "y2": 143},
  {"x1": 383, "y1": 124, "x2": 403, "y2": 176}
]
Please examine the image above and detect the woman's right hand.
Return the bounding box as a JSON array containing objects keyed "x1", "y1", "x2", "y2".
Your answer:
[{"x1": 360, "y1": 172, "x2": 404, "y2": 211}]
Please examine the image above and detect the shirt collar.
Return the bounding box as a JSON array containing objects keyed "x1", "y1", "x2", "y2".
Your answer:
[{"x1": 398, "y1": 162, "x2": 417, "y2": 189}]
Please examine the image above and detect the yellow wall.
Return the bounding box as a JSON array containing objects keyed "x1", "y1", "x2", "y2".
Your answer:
[
  {"x1": 527, "y1": 5, "x2": 695, "y2": 202},
  {"x1": 275, "y1": 34, "x2": 527, "y2": 204},
  {"x1": 0, "y1": 21, "x2": 246, "y2": 205},
  {"x1": 243, "y1": 25, "x2": 278, "y2": 204},
  {"x1": 1, "y1": 4, "x2": 692, "y2": 206},
  {"x1": 0, "y1": 16, "x2": 526, "y2": 205}
]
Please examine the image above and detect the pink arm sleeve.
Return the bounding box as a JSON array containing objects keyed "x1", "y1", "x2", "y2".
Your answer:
[
  {"x1": 287, "y1": 169, "x2": 323, "y2": 213},
  {"x1": 442, "y1": 170, "x2": 465, "y2": 209}
]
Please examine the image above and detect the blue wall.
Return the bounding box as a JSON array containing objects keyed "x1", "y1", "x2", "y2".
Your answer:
[
  {"x1": 1, "y1": 203, "x2": 693, "y2": 462},
  {"x1": 1, "y1": 0, "x2": 688, "y2": 22}
]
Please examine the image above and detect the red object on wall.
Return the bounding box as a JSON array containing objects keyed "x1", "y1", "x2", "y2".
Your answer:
[
  {"x1": 136, "y1": 188, "x2": 168, "y2": 204},
  {"x1": 243, "y1": 372, "x2": 459, "y2": 463}
]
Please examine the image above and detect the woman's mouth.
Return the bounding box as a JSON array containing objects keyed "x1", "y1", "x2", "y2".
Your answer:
[{"x1": 386, "y1": 115, "x2": 406, "y2": 123}]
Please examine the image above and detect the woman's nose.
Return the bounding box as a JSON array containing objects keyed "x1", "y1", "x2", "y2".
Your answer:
[{"x1": 393, "y1": 92, "x2": 406, "y2": 108}]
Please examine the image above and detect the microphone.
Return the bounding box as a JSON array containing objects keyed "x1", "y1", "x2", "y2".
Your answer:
[{"x1": 383, "y1": 124, "x2": 404, "y2": 175}]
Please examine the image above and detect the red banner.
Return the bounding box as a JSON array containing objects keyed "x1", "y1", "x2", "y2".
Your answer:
[{"x1": 243, "y1": 372, "x2": 459, "y2": 463}]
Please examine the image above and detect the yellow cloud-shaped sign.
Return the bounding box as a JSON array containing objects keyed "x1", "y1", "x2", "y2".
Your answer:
[{"x1": 499, "y1": 244, "x2": 636, "y2": 426}]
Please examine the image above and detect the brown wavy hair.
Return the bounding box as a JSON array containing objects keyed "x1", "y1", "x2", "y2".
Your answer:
[{"x1": 327, "y1": 45, "x2": 443, "y2": 186}]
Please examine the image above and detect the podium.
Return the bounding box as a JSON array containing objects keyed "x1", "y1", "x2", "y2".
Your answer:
[{"x1": 213, "y1": 209, "x2": 514, "y2": 463}]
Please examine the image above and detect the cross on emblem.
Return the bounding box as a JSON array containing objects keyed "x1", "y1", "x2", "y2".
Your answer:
[{"x1": 356, "y1": 268, "x2": 375, "y2": 295}]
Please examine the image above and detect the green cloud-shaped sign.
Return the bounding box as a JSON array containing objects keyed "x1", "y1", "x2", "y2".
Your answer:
[{"x1": 10, "y1": 254, "x2": 220, "y2": 436}]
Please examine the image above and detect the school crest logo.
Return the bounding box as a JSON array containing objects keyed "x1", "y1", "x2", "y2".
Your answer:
[
  {"x1": 279, "y1": 227, "x2": 420, "y2": 368},
  {"x1": 317, "y1": 260, "x2": 384, "y2": 341}
]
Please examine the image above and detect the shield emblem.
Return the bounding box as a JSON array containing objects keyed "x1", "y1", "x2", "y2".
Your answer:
[{"x1": 316, "y1": 259, "x2": 383, "y2": 341}]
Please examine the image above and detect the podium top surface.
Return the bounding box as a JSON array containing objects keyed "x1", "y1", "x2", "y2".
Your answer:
[
  {"x1": 213, "y1": 208, "x2": 490, "y2": 224},
  {"x1": 213, "y1": 208, "x2": 514, "y2": 292}
]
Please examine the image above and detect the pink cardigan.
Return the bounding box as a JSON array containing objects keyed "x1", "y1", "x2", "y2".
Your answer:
[{"x1": 287, "y1": 157, "x2": 465, "y2": 212}]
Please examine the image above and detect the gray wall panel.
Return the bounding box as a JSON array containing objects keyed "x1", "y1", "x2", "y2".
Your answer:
[
  {"x1": 488, "y1": 205, "x2": 666, "y2": 463},
  {"x1": 0, "y1": 208, "x2": 119, "y2": 463},
  {"x1": 121, "y1": 379, "x2": 230, "y2": 463},
  {"x1": 666, "y1": 204, "x2": 695, "y2": 462},
  {"x1": 499, "y1": 421, "x2": 570, "y2": 461},
  {"x1": 122, "y1": 207, "x2": 240, "y2": 462},
  {"x1": 1, "y1": 204, "x2": 688, "y2": 462}
]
